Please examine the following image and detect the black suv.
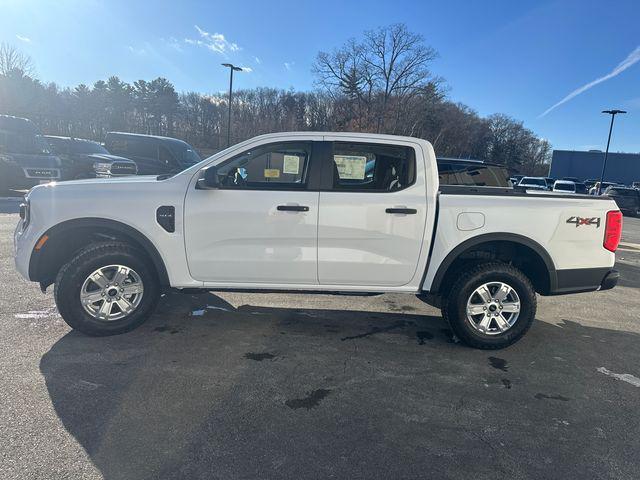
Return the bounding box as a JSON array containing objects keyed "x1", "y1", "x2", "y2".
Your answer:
[
  {"x1": 0, "y1": 115, "x2": 61, "y2": 194},
  {"x1": 604, "y1": 186, "x2": 640, "y2": 217},
  {"x1": 104, "y1": 132, "x2": 201, "y2": 175},
  {"x1": 45, "y1": 136, "x2": 137, "y2": 180}
]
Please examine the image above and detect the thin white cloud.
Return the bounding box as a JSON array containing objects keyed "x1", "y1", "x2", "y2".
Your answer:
[
  {"x1": 241, "y1": 66, "x2": 253, "y2": 73},
  {"x1": 284, "y1": 61, "x2": 294, "y2": 71},
  {"x1": 254, "y1": 56, "x2": 261, "y2": 64},
  {"x1": 127, "y1": 45, "x2": 147, "y2": 55},
  {"x1": 185, "y1": 25, "x2": 240, "y2": 55},
  {"x1": 15, "y1": 35, "x2": 31, "y2": 43},
  {"x1": 540, "y1": 45, "x2": 640, "y2": 117}
]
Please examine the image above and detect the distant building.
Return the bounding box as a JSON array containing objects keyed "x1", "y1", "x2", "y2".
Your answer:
[{"x1": 549, "y1": 150, "x2": 640, "y2": 185}]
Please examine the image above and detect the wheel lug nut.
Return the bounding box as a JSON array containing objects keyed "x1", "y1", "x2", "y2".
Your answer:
[{"x1": 120, "y1": 288, "x2": 124, "y2": 292}]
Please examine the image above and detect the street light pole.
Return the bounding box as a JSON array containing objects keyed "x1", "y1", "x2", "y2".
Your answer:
[
  {"x1": 597, "y1": 109, "x2": 626, "y2": 195},
  {"x1": 221, "y1": 63, "x2": 243, "y2": 147}
]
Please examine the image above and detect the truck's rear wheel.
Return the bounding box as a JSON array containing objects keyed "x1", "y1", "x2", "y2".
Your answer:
[
  {"x1": 54, "y1": 242, "x2": 160, "y2": 336},
  {"x1": 442, "y1": 262, "x2": 536, "y2": 349}
]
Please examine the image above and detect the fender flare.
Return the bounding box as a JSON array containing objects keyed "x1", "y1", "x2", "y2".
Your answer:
[
  {"x1": 29, "y1": 217, "x2": 170, "y2": 286},
  {"x1": 428, "y1": 232, "x2": 557, "y2": 294}
]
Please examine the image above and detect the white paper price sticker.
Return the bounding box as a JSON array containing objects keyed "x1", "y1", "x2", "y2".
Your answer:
[
  {"x1": 283, "y1": 155, "x2": 300, "y2": 174},
  {"x1": 333, "y1": 155, "x2": 367, "y2": 180}
]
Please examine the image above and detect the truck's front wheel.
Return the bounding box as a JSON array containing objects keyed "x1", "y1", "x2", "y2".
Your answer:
[
  {"x1": 443, "y1": 262, "x2": 536, "y2": 349},
  {"x1": 54, "y1": 242, "x2": 160, "y2": 336}
]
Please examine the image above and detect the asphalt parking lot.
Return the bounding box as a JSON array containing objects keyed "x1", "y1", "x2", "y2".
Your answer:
[{"x1": 1, "y1": 207, "x2": 639, "y2": 480}]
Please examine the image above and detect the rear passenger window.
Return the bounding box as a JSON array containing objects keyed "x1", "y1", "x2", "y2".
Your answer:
[{"x1": 331, "y1": 142, "x2": 415, "y2": 191}]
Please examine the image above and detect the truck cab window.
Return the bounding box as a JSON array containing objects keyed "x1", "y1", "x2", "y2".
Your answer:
[
  {"x1": 216, "y1": 142, "x2": 311, "y2": 189},
  {"x1": 331, "y1": 142, "x2": 415, "y2": 191}
]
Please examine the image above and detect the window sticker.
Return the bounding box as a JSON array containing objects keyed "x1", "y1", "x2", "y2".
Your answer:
[
  {"x1": 264, "y1": 168, "x2": 281, "y2": 178},
  {"x1": 334, "y1": 155, "x2": 367, "y2": 180},
  {"x1": 283, "y1": 155, "x2": 300, "y2": 174}
]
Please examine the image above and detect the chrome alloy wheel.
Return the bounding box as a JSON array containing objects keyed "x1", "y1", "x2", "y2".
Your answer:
[
  {"x1": 80, "y1": 265, "x2": 144, "y2": 321},
  {"x1": 465, "y1": 282, "x2": 521, "y2": 335}
]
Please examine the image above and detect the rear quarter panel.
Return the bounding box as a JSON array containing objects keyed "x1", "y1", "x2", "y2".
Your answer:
[{"x1": 423, "y1": 193, "x2": 618, "y2": 290}]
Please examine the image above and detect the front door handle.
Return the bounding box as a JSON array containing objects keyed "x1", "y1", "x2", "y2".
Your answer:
[
  {"x1": 385, "y1": 207, "x2": 417, "y2": 214},
  {"x1": 277, "y1": 205, "x2": 309, "y2": 212}
]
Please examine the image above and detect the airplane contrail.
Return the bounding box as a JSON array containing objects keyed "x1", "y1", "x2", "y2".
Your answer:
[{"x1": 539, "y1": 45, "x2": 640, "y2": 118}]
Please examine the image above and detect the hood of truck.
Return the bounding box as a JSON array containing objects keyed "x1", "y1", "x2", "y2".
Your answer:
[{"x1": 1, "y1": 153, "x2": 61, "y2": 167}]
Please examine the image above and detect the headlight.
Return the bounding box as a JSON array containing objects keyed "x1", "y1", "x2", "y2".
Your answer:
[{"x1": 19, "y1": 199, "x2": 30, "y2": 229}]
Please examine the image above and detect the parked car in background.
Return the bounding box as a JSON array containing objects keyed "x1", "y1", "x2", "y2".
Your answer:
[
  {"x1": 543, "y1": 177, "x2": 556, "y2": 190},
  {"x1": 45, "y1": 136, "x2": 138, "y2": 180},
  {"x1": 104, "y1": 132, "x2": 201, "y2": 175},
  {"x1": 553, "y1": 180, "x2": 576, "y2": 193},
  {"x1": 589, "y1": 182, "x2": 619, "y2": 195},
  {"x1": 604, "y1": 186, "x2": 640, "y2": 216},
  {"x1": 517, "y1": 177, "x2": 548, "y2": 190},
  {"x1": 0, "y1": 115, "x2": 61, "y2": 194},
  {"x1": 510, "y1": 174, "x2": 524, "y2": 185},
  {"x1": 633, "y1": 181, "x2": 640, "y2": 190},
  {"x1": 574, "y1": 182, "x2": 588, "y2": 194},
  {"x1": 585, "y1": 179, "x2": 598, "y2": 190},
  {"x1": 437, "y1": 158, "x2": 512, "y2": 187},
  {"x1": 562, "y1": 177, "x2": 580, "y2": 183}
]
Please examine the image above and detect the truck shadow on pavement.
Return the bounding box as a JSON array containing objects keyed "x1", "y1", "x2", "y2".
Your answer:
[{"x1": 40, "y1": 292, "x2": 640, "y2": 480}]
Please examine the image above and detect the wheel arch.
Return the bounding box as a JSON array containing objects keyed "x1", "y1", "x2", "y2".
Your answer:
[
  {"x1": 29, "y1": 217, "x2": 170, "y2": 288},
  {"x1": 427, "y1": 233, "x2": 557, "y2": 296}
]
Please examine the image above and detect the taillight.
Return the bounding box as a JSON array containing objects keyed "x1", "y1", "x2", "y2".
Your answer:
[{"x1": 603, "y1": 210, "x2": 623, "y2": 252}]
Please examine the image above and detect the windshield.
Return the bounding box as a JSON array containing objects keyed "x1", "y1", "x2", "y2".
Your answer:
[
  {"x1": 555, "y1": 183, "x2": 574, "y2": 191},
  {"x1": 0, "y1": 130, "x2": 51, "y2": 154},
  {"x1": 182, "y1": 148, "x2": 201, "y2": 165},
  {"x1": 72, "y1": 141, "x2": 109, "y2": 155},
  {"x1": 520, "y1": 177, "x2": 545, "y2": 187}
]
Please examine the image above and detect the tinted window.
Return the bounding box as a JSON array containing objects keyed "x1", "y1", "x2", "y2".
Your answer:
[
  {"x1": 71, "y1": 141, "x2": 109, "y2": 155},
  {"x1": 0, "y1": 130, "x2": 50, "y2": 154},
  {"x1": 437, "y1": 161, "x2": 510, "y2": 187},
  {"x1": 554, "y1": 183, "x2": 574, "y2": 191},
  {"x1": 108, "y1": 137, "x2": 156, "y2": 159},
  {"x1": 159, "y1": 145, "x2": 179, "y2": 167},
  {"x1": 331, "y1": 142, "x2": 415, "y2": 191},
  {"x1": 574, "y1": 183, "x2": 588, "y2": 194},
  {"x1": 216, "y1": 142, "x2": 311, "y2": 189},
  {"x1": 45, "y1": 137, "x2": 70, "y2": 154}
]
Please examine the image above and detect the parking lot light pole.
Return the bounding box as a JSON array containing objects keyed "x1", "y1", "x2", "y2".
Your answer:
[
  {"x1": 221, "y1": 63, "x2": 243, "y2": 147},
  {"x1": 597, "y1": 109, "x2": 626, "y2": 195}
]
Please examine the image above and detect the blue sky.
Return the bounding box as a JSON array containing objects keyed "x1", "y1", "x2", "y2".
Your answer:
[{"x1": 1, "y1": 0, "x2": 640, "y2": 152}]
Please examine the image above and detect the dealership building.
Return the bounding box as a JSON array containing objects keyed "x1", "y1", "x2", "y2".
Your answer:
[{"x1": 549, "y1": 150, "x2": 640, "y2": 185}]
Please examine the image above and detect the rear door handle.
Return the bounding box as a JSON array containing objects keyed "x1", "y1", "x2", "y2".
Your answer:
[
  {"x1": 385, "y1": 208, "x2": 417, "y2": 214},
  {"x1": 277, "y1": 205, "x2": 309, "y2": 212}
]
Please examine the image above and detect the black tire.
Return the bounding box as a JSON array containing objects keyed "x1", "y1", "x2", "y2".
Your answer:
[
  {"x1": 442, "y1": 262, "x2": 536, "y2": 349},
  {"x1": 54, "y1": 241, "x2": 160, "y2": 336}
]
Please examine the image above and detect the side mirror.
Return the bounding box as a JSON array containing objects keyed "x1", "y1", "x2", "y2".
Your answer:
[{"x1": 196, "y1": 165, "x2": 219, "y2": 189}]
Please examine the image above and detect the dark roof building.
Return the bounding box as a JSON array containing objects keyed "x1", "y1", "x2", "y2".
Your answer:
[{"x1": 549, "y1": 149, "x2": 640, "y2": 185}]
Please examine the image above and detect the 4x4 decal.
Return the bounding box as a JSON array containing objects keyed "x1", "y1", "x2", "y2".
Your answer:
[{"x1": 566, "y1": 216, "x2": 601, "y2": 228}]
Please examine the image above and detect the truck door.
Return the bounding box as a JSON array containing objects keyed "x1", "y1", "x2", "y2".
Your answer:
[
  {"x1": 184, "y1": 140, "x2": 320, "y2": 285},
  {"x1": 318, "y1": 140, "x2": 428, "y2": 287}
]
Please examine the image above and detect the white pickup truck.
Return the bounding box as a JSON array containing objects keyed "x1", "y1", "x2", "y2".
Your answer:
[{"x1": 14, "y1": 132, "x2": 622, "y2": 349}]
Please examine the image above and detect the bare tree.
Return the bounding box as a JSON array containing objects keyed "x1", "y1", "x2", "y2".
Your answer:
[
  {"x1": 0, "y1": 42, "x2": 34, "y2": 76},
  {"x1": 313, "y1": 24, "x2": 438, "y2": 132}
]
